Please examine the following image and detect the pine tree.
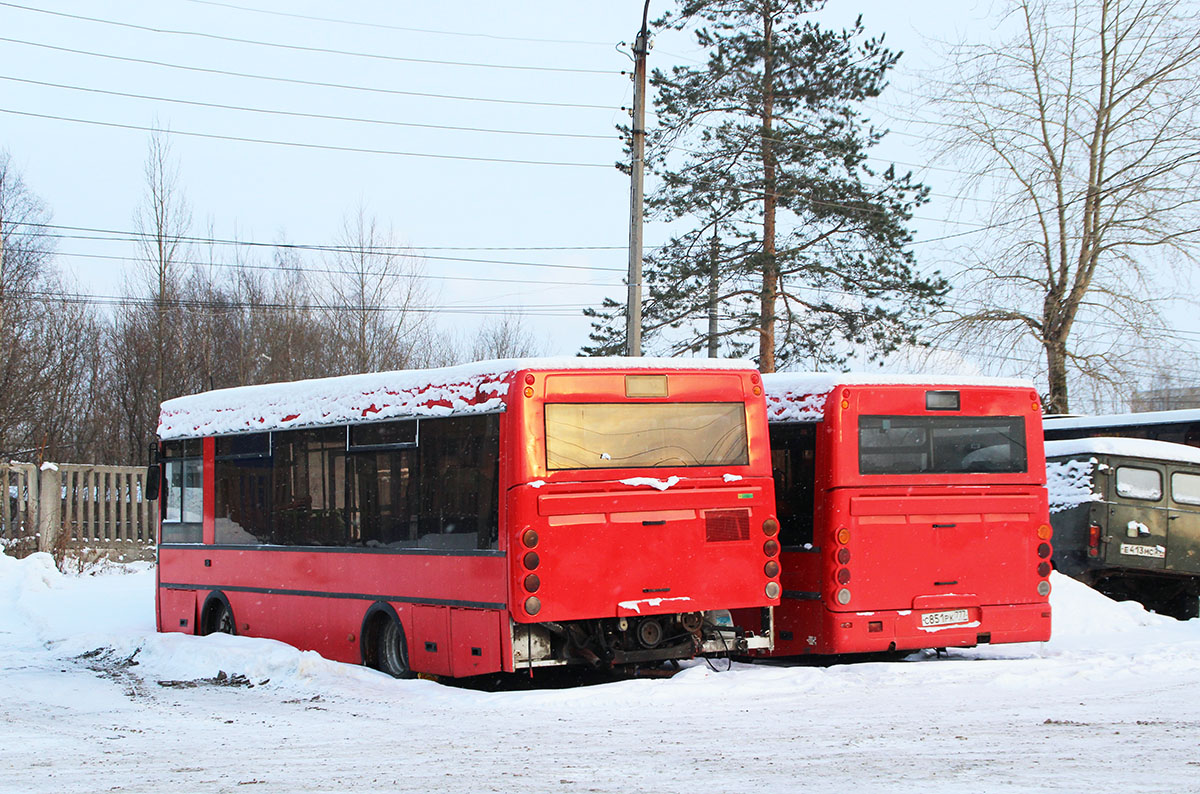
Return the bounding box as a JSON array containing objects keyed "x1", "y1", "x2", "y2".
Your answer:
[{"x1": 584, "y1": 0, "x2": 946, "y2": 371}]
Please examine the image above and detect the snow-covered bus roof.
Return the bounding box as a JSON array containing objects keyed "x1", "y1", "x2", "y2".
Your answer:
[
  {"x1": 1045, "y1": 437, "x2": 1200, "y2": 467},
  {"x1": 157, "y1": 356, "x2": 757, "y2": 440},
  {"x1": 1043, "y1": 407, "x2": 1200, "y2": 431},
  {"x1": 763, "y1": 372, "x2": 1035, "y2": 423}
]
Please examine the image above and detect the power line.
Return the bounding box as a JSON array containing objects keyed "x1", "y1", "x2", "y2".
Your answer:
[
  {"x1": 177, "y1": 0, "x2": 615, "y2": 47},
  {"x1": 0, "y1": 2, "x2": 616, "y2": 75},
  {"x1": 50, "y1": 248, "x2": 624, "y2": 286},
  {"x1": 0, "y1": 75, "x2": 614, "y2": 141},
  {"x1": 20, "y1": 288, "x2": 593, "y2": 317},
  {"x1": 0, "y1": 37, "x2": 616, "y2": 111},
  {"x1": 0, "y1": 108, "x2": 613, "y2": 169},
  {"x1": 8, "y1": 219, "x2": 637, "y2": 255}
]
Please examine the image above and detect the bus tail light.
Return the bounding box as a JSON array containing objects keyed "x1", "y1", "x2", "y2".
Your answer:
[
  {"x1": 764, "y1": 560, "x2": 780, "y2": 578},
  {"x1": 762, "y1": 518, "x2": 779, "y2": 537},
  {"x1": 1087, "y1": 524, "x2": 1101, "y2": 557},
  {"x1": 525, "y1": 596, "x2": 542, "y2": 615},
  {"x1": 836, "y1": 527, "x2": 850, "y2": 545},
  {"x1": 524, "y1": 574, "x2": 541, "y2": 593},
  {"x1": 1037, "y1": 562, "x2": 1051, "y2": 577},
  {"x1": 1037, "y1": 581, "x2": 1051, "y2": 597},
  {"x1": 836, "y1": 588, "x2": 851, "y2": 605},
  {"x1": 1036, "y1": 543, "x2": 1051, "y2": 559},
  {"x1": 1037, "y1": 524, "x2": 1053, "y2": 541},
  {"x1": 836, "y1": 548, "x2": 850, "y2": 565},
  {"x1": 836, "y1": 568, "x2": 851, "y2": 584},
  {"x1": 523, "y1": 552, "x2": 539, "y2": 570},
  {"x1": 764, "y1": 539, "x2": 779, "y2": 556},
  {"x1": 765, "y1": 582, "x2": 780, "y2": 599}
]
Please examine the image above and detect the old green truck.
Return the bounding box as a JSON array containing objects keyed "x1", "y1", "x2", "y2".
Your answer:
[{"x1": 1046, "y1": 437, "x2": 1200, "y2": 620}]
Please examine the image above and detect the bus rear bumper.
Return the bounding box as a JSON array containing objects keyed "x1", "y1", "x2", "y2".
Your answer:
[
  {"x1": 819, "y1": 602, "x2": 1052, "y2": 655},
  {"x1": 762, "y1": 599, "x2": 1052, "y2": 656}
]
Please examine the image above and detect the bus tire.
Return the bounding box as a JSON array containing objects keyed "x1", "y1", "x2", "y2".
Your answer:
[
  {"x1": 362, "y1": 605, "x2": 413, "y2": 679},
  {"x1": 201, "y1": 592, "x2": 236, "y2": 636}
]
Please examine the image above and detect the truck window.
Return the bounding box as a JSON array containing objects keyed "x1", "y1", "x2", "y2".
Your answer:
[
  {"x1": 1171, "y1": 472, "x2": 1200, "y2": 506},
  {"x1": 1116, "y1": 466, "x2": 1162, "y2": 501}
]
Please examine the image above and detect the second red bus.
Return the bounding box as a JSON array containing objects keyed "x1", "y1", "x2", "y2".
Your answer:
[{"x1": 735, "y1": 374, "x2": 1053, "y2": 657}]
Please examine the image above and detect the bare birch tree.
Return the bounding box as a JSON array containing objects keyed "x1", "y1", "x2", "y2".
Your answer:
[
  {"x1": 470, "y1": 313, "x2": 544, "y2": 361},
  {"x1": 928, "y1": 0, "x2": 1200, "y2": 413},
  {"x1": 133, "y1": 127, "x2": 192, "y2": 408},
  {"x1": 321, "y1": 207, "x2": 430, "y2": 374}
]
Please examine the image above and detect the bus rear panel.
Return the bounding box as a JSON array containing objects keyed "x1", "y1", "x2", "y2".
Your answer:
[{"x1": 741, "y1": 377, "x2": 1052, "y2": 657}]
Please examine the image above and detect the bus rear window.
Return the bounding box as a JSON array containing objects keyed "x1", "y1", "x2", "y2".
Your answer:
[
  {"x1": 545, "y1": 402, "x2": 748, "y2": 470},
  {"x1": 858, "y1": 415, "x2": 1028, "y2": 475}
]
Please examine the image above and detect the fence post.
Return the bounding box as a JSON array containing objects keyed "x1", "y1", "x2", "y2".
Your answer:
[{"x1": 36, "y1": 465, "x2": 62, "y2": 554}]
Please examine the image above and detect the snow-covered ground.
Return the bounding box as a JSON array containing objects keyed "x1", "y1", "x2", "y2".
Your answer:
[{"x1": 3, "y1": 553, "x2": 1199, "y2": 794}]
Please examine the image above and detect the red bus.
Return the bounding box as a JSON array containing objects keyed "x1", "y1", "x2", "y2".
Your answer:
[
  {"x1": 735, "y1": 374, "x2": 1053, "y2": 657},
  {"x1": 153, "y1": 359, "x2": 778, "y2": 678}
]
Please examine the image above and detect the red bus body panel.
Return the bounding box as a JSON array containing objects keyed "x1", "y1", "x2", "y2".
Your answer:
[
  {"x1": 504, "y1": 369, "x2": 778, "y2": 626},
  {"x1": 156, "y1": 363, "x2": 778, "y2": 677},
  {"x1": 748, "y1": 380, "x2": 1052, "y2": 656}
]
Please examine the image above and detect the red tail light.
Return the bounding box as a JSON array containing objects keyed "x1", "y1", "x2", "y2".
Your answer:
[{"x1": 1087, "y1": 524, "x2": 1101, "y2": 557}]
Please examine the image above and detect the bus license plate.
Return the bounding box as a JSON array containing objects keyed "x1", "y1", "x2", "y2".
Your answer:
[{"x1": 920, "y1": 609, "x2": 969, "y2": 628}]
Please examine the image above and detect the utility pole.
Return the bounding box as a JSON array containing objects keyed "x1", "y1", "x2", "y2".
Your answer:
[{"x1": 625, "y1": 0, "x2": 650, "y2": 357}]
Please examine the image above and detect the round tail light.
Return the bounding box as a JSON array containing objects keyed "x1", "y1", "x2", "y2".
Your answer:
[
  {"x1": 763, "y1": 539, "x2": 779, "y2": 556},
  {"x1": 1037, "y1": 543, "x2": 1051, "y2": 559},
  {"x1": 523, "y1": 551, "x2": 540, "y2": 570},
  {"x1": 836, "y1": 527, "x2": 851, "y2": 545},
  {"x1": 1037, "y1": 580, "x2": 1051, "y2": 597},
  {"x1": 524, "y1": 596, "x2": 542, "y2": 615},
  {"x1": 836, "y1": 588, "x2": 852, "y2": 605},
  {"x1": 836, "y1": 568, "x2": 851, "y2": 584},
  {"x1": 524, "y1": 574, "x2": 541, "y2": 592},
  {"x1": 522, "y1": 529, "x2": 539, "y2": 548},
  {"x1": 1037, "y1": 524, "x2": 1053, "y2": 540},
  {"x1": 836, "y1": 548, "x2": 851, "y2": 564},
  {"x1": 764, "y1": 560, "x2": 780, "y2": 578},
  {"x1": 763, "y1": 518, "x2": 779, "y2": 537},
  {"x1": 765, "y1": 581, "x2": 781, "y2": 599}
]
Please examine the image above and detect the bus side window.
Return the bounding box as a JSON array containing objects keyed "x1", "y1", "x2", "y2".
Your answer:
[
  {"x1": 272, "y1": 427, "x2": 347, "y2": 547},
  {"x1": 771, "y1": 423, "x2": 815, "y2": 548},
  {"x1": 415, "y1": 415, "x2": 500, "y2": 550},
  {"x1": 160, "y1": 439, "x2": 202, "y2": 543},
  {"x1": 214, "y1": 433, "x2": 272, "y2": 545}
]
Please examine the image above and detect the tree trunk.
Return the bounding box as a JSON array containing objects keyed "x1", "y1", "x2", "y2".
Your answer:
[
  {"x1": 707, "y1": 232, "x2": 719, "y2": 358},
  {"x1": 758, "y1": 2, "x2": 778, "y2": 372},
  {"x1": 1045, "y1": 338, "x2": 1069, "y2": 414}
]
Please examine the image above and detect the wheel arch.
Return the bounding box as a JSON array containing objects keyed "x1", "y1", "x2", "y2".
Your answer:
[
  {"x1": 200, "y1": 590, "x2": 236, "y2": 636},
  {"x1": 360, "y1": 601, "x2": 406, "y2": 667}
]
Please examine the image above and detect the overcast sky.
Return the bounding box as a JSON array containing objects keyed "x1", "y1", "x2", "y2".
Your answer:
[{"x1": 0, "y1": 0, "x2": 1106, "y2": 368}]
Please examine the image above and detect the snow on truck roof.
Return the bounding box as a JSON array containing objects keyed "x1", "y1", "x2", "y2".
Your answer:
[
  {"x1": 157, "y1": 356, "x2": 757, "y2": 440},
  {"x1": 763, "y1": 372, "x2": 1035, "y2": 423},
  {"x1": 1043, "y1": 407, "x2": 1200, "y2": 430},
  {"x1": 1045, "y1": 437, "x2": 1200, "y2": 467}
]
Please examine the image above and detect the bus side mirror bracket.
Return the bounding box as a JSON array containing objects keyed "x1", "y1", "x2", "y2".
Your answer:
[{"x1": 145, "y1": 442, "x2": 161, "y2": 502}]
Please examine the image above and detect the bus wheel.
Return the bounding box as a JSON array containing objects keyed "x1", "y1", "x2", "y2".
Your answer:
[
  {"x1": 202, "y1": 595, "x2": 236, "y2": 636},
  {"x1": 376, "y1": 616, "x2": 413, "y2": 679}
]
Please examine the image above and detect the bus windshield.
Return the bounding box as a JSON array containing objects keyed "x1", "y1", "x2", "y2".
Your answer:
[
  {"x1": 545, "y1": 402, "x2": 749, "y2": 470},
  {"x1": 859, "y1": 415, "x2": 1028, "y2": 475}
]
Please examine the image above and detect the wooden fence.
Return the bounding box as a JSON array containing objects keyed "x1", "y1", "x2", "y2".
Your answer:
[{"x1": 0, "y1": 461, "x2": 156, "y2": 559}]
